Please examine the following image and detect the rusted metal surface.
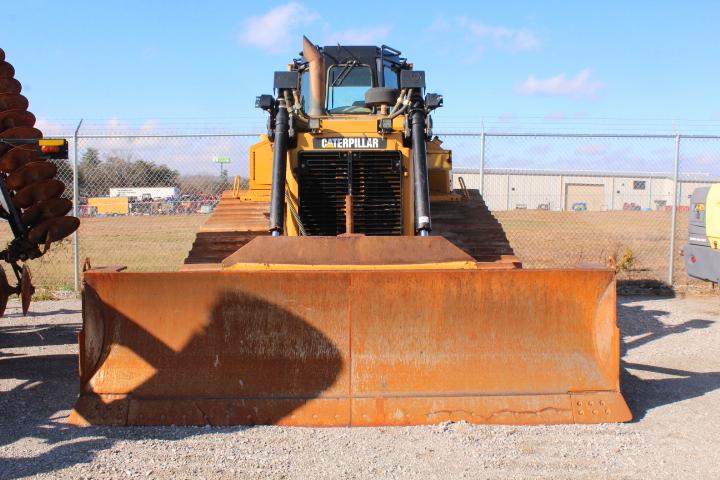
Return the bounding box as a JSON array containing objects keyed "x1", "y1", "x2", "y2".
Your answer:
[
  {"x1": 6, "y1": 161, "x2": 57, "y2": 190},
  {"x1": 223, "y1": 236, "x2": 479, "y2": 269},
  {"x1": 70, "y1": 268, "x2": 630, "y2": 426},
  {"x1": 21, "y1": 198, "x2": 72, "y2": 226},
  {"x1": 27, "y1": 216, "x2": 80, "y2": 248},
  {"x1": 13, "y1": 178, "x2": 65, "y2": 208},
  {"x1": 0, "y1": 146, "x2": 38, "y2": 172}
]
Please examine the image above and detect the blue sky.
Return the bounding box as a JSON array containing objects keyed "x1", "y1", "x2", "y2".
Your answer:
[{"x1": 3, "y1": 0, "x2": 720, "y2": 135}]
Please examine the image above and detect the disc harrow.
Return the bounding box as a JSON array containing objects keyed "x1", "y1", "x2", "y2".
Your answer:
[{"x1": 0, "y1": 48, "x2": 78, "y2": 317}]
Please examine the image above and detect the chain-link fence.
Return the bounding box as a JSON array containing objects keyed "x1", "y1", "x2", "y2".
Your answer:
[{"x1": 3, "y1": 131, "x2": 718, "y2": 294}]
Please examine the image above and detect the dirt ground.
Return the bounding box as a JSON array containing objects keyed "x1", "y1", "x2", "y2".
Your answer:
[{"x1": 1, "y1": 294, "x2": 718, "y2": 479}]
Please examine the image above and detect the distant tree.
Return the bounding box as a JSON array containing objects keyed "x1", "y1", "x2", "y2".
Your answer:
[{"x1": 77, "y1": 148, "x2": 180, "y2": 197}]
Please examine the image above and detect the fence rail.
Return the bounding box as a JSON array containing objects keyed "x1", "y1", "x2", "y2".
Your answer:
[{"x1": 4, "y1": 130, "x2": 716, "y2": 294}]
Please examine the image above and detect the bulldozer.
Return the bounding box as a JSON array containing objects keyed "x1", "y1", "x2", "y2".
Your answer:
[{"x1": 69, "y1": 38, "x2": 631, "y2": 426}]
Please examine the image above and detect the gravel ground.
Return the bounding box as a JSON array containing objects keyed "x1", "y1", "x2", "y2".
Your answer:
[{"x1": 1, "y1": 295, "x2": 719, "y2": 479}]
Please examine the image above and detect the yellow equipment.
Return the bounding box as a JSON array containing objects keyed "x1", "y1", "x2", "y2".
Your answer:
[
  {"x1": 88, "y1": 197, "x2": 129, "y2": 215},
  {"x1": 70, "y1": 38, "x2": 631, "y2": 426}
]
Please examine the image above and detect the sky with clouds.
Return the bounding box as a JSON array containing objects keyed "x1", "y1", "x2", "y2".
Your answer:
[{"x1": 2, "y1": 0, "x2": 719, "y2": 136}]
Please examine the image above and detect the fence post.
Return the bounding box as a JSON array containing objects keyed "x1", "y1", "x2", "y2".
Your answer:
[
  {"x1": 72, "y1": 119, "x2": 83, "y2": 293},
  {"x1": 479, "y1": 131, "x2": 486, "y2": 196},
  {"x1": 668, "y1": 133, "x2": 680, "y2": 286}
]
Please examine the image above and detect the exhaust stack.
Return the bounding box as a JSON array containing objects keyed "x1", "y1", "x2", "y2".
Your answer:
[{"x1": 302, "y1": 36, "x2": 326, "y2": 117}]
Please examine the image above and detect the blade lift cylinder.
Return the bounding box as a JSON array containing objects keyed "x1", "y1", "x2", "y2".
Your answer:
[
  {"x1": 269, "y1": 98, "x2": 289, "y2": 236},
  {"x1": 410, "y1": 104, "x2": 432, "y2": 236}
]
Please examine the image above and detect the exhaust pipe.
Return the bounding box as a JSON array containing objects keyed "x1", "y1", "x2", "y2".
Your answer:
[
  {"x1": 302, "y1": 36, "x2": 326, "y2": 117},
  {"x1": 269, "y1": 98, "x2": 289, "y2": 235},
  {"x1": 410, "y1": 96, "x2": 431, "y2": 235}
]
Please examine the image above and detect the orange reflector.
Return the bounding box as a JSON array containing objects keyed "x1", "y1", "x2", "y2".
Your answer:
[{"x1": 40, "y1": 145, "x2": 61, "y2": 153}]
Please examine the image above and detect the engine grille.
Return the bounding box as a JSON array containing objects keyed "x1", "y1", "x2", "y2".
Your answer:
[{"x1": 298, "y1": 150, "x2": 403, "y2": 236}]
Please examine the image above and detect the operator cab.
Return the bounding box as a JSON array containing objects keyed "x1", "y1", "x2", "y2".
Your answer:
[{"x1": 298, "y1": 44, "x2": 405, "y2": 115}]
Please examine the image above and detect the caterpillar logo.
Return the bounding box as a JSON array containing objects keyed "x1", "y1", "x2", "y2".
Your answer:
[{"x1": 313, "y1": 137, "x2": 387, "y2": 149}]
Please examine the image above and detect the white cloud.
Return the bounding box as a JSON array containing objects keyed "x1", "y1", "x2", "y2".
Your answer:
[
  {"x1": 459, "y1": 18, "x2": 540, "y2": 52},
  {"x1": 322, "y1": 26, "x2": 391, "y2": 46},
  {"x1": 430, "y1": 16, "x2": 540, "y2": 53},
  {"x1": 516, "y1": 69, "x2": 606, "y2": 98},
  {"x1": 239, "y1": 3, "x2": 320, "y2": 54}
]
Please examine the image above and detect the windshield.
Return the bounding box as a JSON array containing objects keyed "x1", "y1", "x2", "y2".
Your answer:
[{"x1": 327, "y1": 65, "x2": 373, "y2": 114}]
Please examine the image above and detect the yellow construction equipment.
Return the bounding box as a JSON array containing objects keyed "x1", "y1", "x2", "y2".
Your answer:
[
  {"x1": 70, "y1": 38, "x2": 631, "y2": 426},
  {"x1": 88, "y1": 197, "x2": 129, "y2": 215}
]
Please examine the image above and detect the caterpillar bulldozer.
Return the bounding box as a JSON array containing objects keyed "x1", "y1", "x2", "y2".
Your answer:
[
  {"x1": 69, "y1": 38, "x2": 631, "y2": 426},
  {"x1": 0, "y1": 48, "x2": 79, "y2": 317}
]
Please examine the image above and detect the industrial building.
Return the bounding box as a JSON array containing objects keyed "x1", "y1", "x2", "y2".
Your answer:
[{"x1": 452, "y1": 168, "x2": 720, "y2": 212}]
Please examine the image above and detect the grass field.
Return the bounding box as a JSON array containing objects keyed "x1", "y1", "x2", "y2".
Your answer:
[{"x1": 0, "y1": 211, "x2": 698, "y2": 293}]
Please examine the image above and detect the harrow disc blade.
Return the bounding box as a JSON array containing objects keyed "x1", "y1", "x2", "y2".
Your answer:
[
  {"x1": 0, "y1": 126, "x2": 41, "y2": 140},
  {"x1": 22, "y1": 197, "x2": 72, "y2": 226},
  {"x1": 0, "y1": 93, "x2": 29, "y2": 111},
  {"x1": 0, "y1": 109, "x2": 35, "y2": 131},
  {"x1": 20, "y1": 264, "x2": 34, "y2": 315},
  {"x1": 0, "y1": 127, "x2": 41, "y2": 157},
  {"x1": 0, "y1": 264, "x2": 10, "y2": 318},
  {"x1": 0, "y1": 77, "x2": 21, "y2": 95},
  {"x1": 14, "y1": 178, "x2": 65, "y2": 209},
  {"x1": 7, "y1": 161, "x2": 57, "y2": 190},
  {"x1": 28, "y1": 215, "x2": 79, "y2": 247},
  {"x1": 0, "y1": 146, "x2": 39, "y2": 172},
  {"x1": 0, "y1": 61, "x2": 15, "y2": 78}
]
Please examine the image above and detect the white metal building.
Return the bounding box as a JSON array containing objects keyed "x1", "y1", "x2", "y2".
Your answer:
[{"x1": 452, "y1": 168, "x2": 719, "y2": 212}]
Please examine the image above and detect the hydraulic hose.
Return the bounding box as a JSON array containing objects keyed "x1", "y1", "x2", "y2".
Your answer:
[{"x1": 269, "y1": 97, "x2": 289, "y2": 235}]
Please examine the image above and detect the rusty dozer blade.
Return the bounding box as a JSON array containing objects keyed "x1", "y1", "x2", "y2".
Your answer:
[{"x1": 70, "y1": 236, "x2": 631, "y2": 427}]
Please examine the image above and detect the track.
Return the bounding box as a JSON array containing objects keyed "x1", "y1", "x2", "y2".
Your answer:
[
  {"x1": 182, "y1": 191, "x2": 269, "y2": 266},
  {"x1": 431, "y1": 190, "x2": 520, "y2": 265},
  {"x1": 183, "y1": 189, "x2": 519, "y2": 267}
]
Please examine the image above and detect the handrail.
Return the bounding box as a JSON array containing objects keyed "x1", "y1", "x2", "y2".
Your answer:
[{"x1": 458, "y1": 176, "x2": 470, "y2": 199}]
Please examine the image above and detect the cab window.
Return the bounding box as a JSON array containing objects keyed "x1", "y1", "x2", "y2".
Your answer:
[
  {"x1": 327, "y1": 65, "x2": 373, "y2": 114},
  {"x1": 383, "y1": 65, "x2": 399, "y2": 89}
]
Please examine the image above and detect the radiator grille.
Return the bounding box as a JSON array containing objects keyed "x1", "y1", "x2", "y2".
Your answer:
[{"x1": 298, "y1": 150, "x2": 403, "y2": 236}]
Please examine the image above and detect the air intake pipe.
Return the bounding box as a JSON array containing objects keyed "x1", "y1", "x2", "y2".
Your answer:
[
  {"x1": 410, "y1": 95, "x2": 431, "y2": 236},
  {"x1": 269, "y1": 97, "x2": 289, "y2": 235}
]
